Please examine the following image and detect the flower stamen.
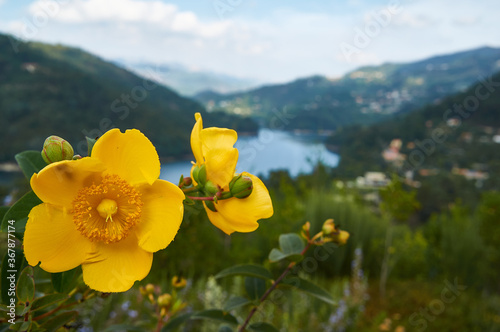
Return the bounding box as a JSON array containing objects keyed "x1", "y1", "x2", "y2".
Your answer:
[{"x1": 72, "y1": 174, "x2": 143, "y2": 243}]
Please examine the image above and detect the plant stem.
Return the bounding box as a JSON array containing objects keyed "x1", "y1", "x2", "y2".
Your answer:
[
  {"x1": 186, "y1": 196, "x2": 214, "y2": 201},
  {"x1": 239, "y1": 242, "x2": 312, "y2": 331},
  {"x1": 33, "y1": 292, "x2": 95, "y2": 322},
  {"x1": 182, "y1": 186, "x2": 200, "y2": 194}
]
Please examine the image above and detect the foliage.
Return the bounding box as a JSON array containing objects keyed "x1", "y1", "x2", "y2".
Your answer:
[
  {"x1": 195, "y1": 47, "x2": 500, "y2": 131},
  {"x1": 0, "y1": 33, "x2": 257, "y2": 163}
]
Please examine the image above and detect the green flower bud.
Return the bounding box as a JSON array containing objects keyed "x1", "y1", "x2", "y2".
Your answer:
[
  {"x1": 145, "y1": 283, "x2": 155, "y2": 294},
  {"x1": 192, "y1": 164, "x2": 207, "y2": 185},
  {"x1": 158, "y1": 293, "x2": 172, "y2": 307},
  {"x1": 204, "y1": 180, "x2": 219, "y2": 196},
  {"x1": 41, "y1": 136, "x2": 74, "y2": 164},
  {"x1": 322, "y1": 219, "x2": 335, "y2": 235},
  {"x1": 331, "y1": 230, "x2": 350, "y2": 246},
  {"x1": 182, "y1": 177, "x2": 192, "y2": 186},
  {"x1": 229, "y1": 175, "x2": 253, "y2": 199}
]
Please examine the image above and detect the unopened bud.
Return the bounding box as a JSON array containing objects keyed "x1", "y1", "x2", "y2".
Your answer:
[
  {"x1": 332, "y1": 230, "x2": 350, "y2": 246},
  {"x1": 183, "y1": 177, "x2": 192, "y2": 186},
  {"x1": 229, "y1": 175, "x2": 253, "y2": 199},
  {"x1": 41, "y1": 136, "x2": 74, "y2": 164},
  {"x1": 204, "y1": 180, "x2": 219, "y2": 196},
  {"x1": 302, "y1": 222, "x2": 311, "y2": 232},
  {"x1": 192, "y1": 164, "x2": 207, "y2": 185},
  {"x1": 172, "y1": 276, "x2": 187, "y2": 289},
  {"x1": 145, "y1": 283, "x2": 155, "y2": 295},
  {"x1": 158, "y1": 293, "x2": 172, "y2": 307},
  {"x1": 322, "y1": 219, "x2": 335, "y2": 235}
]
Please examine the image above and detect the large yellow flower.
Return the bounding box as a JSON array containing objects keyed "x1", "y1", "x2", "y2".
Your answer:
[
  {"x1": 190, "y1": 113, "x2": 273, "y2": 234},
  {"x1": 23, "y1": 129, "x2": 184, "y2": 292}
]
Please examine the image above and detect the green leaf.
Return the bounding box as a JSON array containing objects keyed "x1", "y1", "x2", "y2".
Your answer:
[
  {"x1": 281, "y1": 277, "x2": 336, "y2": 305},
  {"x1": 16, "y1": 267, "x2": 35, "y2": 304},
  {"x1": 0, "y1": 206, "x2": 9, "y2": 223},
  {"x1": 86, "y1": 137, "x2": 97, "y2": 157},
  {"x1": 31, "y1": 293, "x2": 69, "y2": 312},
  {"x1": 245, "y1": 277, "x2": 266, "y2": 301},
  {"x1": 39, "y1": 310, "x2": 77, "y2": 331},
  {"x1": 279, "y1": 233, "x2": 305, "y2": 255},
  {"x1": 1, "y1": 191, "x2": 42, "y2": 240},
  {"x1": 218, "y1": 326, "x2": 234, "y2": 332},
  {"x1": 248, "y1": 322, "x2": 280, "y2": 332},
  {"x1": 8, "y1": 316, "x2": 32, "y2": 331},
  {"x1": 191, "y1": 309, "x2": 238, "y2": 325},
  {"x1": 223, "y1": 296, "x2": 251, "y2": 311},
  {"x1": 14, "y1": 151, "x2": 47, "y2": 180},
  {"x1": 1, "y1": 248, "x2": 24, "y2": 305},
  {"x1": 161, "y1": 313, "x2": 193, "y2": 331},
  {"x1": 268, "y1": 233, "x2": 305, "y2": 263},
  {"x1": 268, "y1": 249, "x2": 302, "y2": 263},
  {"x1": 16, "y1": 303, "x2": 31, "y2": 316},
  {"x1": 51, "y1": 267, "x2": 80, "y2": 293},
  {"x1": 215, "y1": 264, "x2": 273, "y2": 280}
]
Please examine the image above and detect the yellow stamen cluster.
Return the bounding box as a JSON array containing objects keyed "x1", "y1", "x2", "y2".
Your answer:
[{"x1": 72, "y1": 174, "x2": 143, "y2": 243}]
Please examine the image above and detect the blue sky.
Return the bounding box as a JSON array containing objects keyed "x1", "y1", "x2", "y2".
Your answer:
[{"x1": 1, "y1": 0, "x2": 499, "y2": 83}]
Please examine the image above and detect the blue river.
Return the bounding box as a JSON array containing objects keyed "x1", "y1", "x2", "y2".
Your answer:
[{"x1": 159, "y1": 129, "x2": 339, "y2": 183}]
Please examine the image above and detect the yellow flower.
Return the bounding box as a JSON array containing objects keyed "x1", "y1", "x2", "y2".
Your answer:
[
  {"x1": 23, "y1": 129, "x2": 185, "y2": 292},
  {"x1": 190, "y1": 113, "x2": 273, "y2": 234},
  {"x1": 172, "y1": 276, "x2": 187, "y2": 288}
]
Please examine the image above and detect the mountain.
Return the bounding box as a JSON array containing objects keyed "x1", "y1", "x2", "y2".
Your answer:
[
  {"x1": 328, "y1": 69, "x2": 500, "y2": 217},
  {"x1": 118, "y1": 61, "x2": 261, "y2": 96},
  {"x1": 0, "y1": 34, "x2": 257, "y2": 163},
  {"x1": 195, "y1": 47, "x2": 500, "y2": 131}
]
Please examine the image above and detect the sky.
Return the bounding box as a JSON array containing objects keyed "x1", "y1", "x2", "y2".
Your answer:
[{"x1": 0, "y1": 0, "x2": 499, "y2": 83}]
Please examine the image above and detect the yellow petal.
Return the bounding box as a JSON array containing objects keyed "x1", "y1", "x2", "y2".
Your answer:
[
  {"x1": 201, "y1": 127, "x2": 238, "y2": 186},
  {"x1": 24, "y1": 203, "x2": 93, "y2": 272},
  {"x1": 135, "y1": 179, "x2": 185, "y2": 252},
  {"x1": 204, "y1": 205, "x2": 259, "y2": 235},
  {"x1": 31, "y1": 158, "x2": 105, "y2": 209},
  {"x1": 206, "y1": 173, "x2": 273, "y2": 235},
  {"x1": 190, "y1": 113, "x2": 204, "y2": 165},
  {"x1": 82, "y1": 234, "x2": 153, "y2": 292},
  {"x1": 92, "y1": 128, "x2": 160, "y2": 186}
]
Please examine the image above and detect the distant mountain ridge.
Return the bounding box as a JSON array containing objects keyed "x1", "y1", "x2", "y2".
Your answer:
[
  {"x1": 0, "y1": 34, "x2": 256, "y2": 162},
  {"x1": 119, "y1": 61, "x2": 261, "y2": 97},
  {"x1": 195, "y1": 46, "x2": 500, "y2": 131}
]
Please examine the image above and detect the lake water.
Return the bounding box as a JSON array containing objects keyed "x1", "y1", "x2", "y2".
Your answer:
[{"x1": 159, "y1": 129, "x2": 339, "y2": 183}]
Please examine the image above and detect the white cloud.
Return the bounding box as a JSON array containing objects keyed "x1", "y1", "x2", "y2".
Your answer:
[
  {"x1": 27, "y1": 0, "x2": 231, "y2": 38},
  {"x1": 2, "y1": 0, "x2": 499, "y2": 82},
  {"x1": 29, "y1": 0, "x2": 177, "y2": 23}
]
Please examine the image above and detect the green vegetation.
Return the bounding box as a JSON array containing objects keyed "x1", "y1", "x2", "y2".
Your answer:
[
  {"x1": 329, "y1": 70, "x2": 500, "y2": 219},
  {"x1": 31, "y1": 167, "x2": 497, "y2": 331},
  {"x1": 195, "y1": 47, "x2": 500, "y2": 131},
  {"x1": 0, "y1": 33, "x2": 257, "y2": 163}
]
